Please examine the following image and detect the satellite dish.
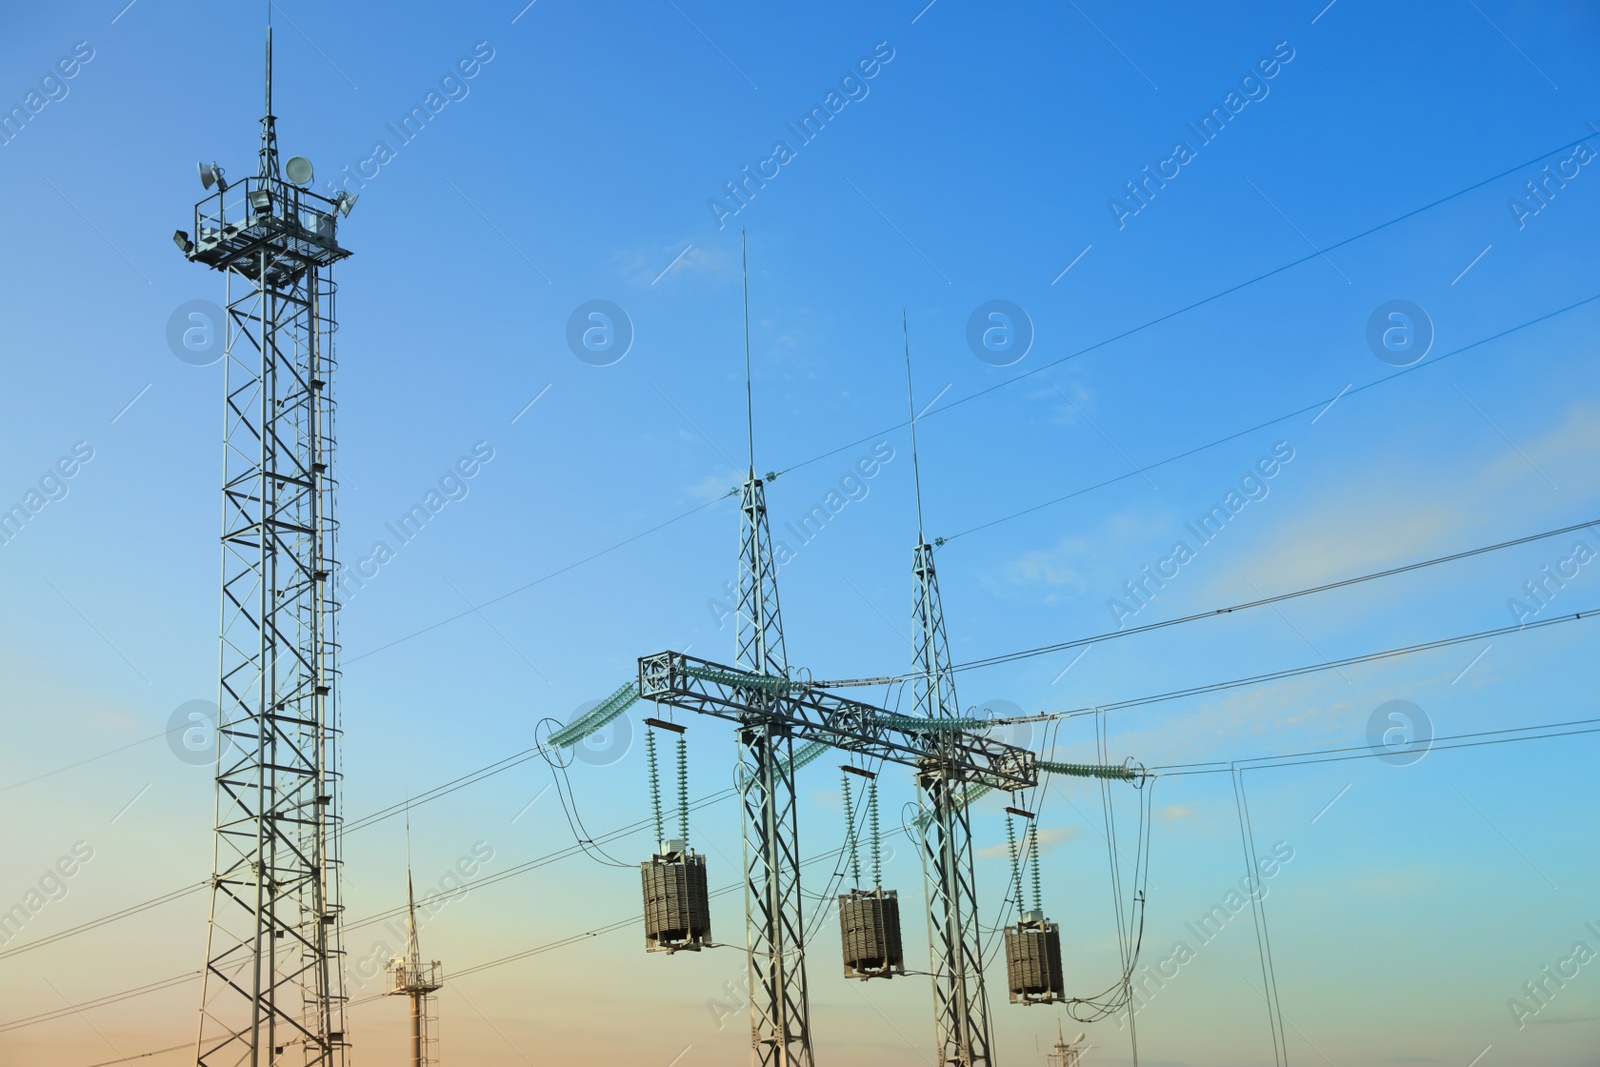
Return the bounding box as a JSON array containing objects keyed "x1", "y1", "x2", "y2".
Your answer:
[{"x1": 285, "y1": 156, "x2": 315, "y2": 185}]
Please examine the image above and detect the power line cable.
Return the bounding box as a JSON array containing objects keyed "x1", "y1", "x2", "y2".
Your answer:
[
  {"x1": 16, "y1": 605, "x2": 1592, "y2": 968},
  {"x1": 938, "y1": 293, "x2": 1600, "y2": 544},
  {"x1": 344, "y1": 495, "x2": 726, "y2": 665},
  {"x1": 772, "y1": 135, "x2": 1600, "y2": 486},
  {"x1": 1153, "y1": 714, "x2": 1600, "y2": 777},
  {"x1": 1040, "y1": 607, "x2": 1597, "y2": 720},
  {"x1": 49, "y1": 706, "x2": 1600, "y2": 1056},
  {"x1": 339, "y1": 289, "x2": 1598, "y2": 670},
  {"x1": 944, "y1": 517, "x2": 1600, "y2": 676},
  {"x1": 81, "y1": 1043, "x2": 190, "y2": 1066},
  {"x1": 0, "y1": 882, "x2": 208, "y2": 963},
  {"x1": 333, "y1": 141, "x2": 1600, "y2": 672},
  {"x1": 1232, "y1": 767, "x2": 1286, "y2": 1066}
]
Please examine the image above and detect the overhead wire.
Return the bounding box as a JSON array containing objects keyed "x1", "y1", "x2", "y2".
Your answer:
[
  {"x1": 770, "y1": 135, "x2": 1600, "y2": 488},
  {"x1": 46, "y1": 706, "x2": 1600, "y2": 1054},
  {"x1": 1153, "y1": 713, "x2": 1600, "y2": 778},
  {"x1": 937, "y1": 292, "x2": 1600, "y2": 544},
  {"x1": 535, "y1": 714, "x2": 668, "y2": 868},
  {"x1": 945, "y1": 517, "x2": 1600, "y2": 676},
  {"x1": 17, "y1": 603, "x2": 1592, "y2": 976},
  {"x1": 344, "y1": 494, "x2": 727, "y2": 666},
  {"x1": 1034, "y1": 607, "x2": 1598, "y2": 721},
  {"x1": 0, "y1": 882, "x2": 208, "y2": 963},
  {"x1": 80, "y1": 1042, "x2": 191, "y2": 1066},
  {"x1": 1232, "y1": 766, "x2": 1286, "y2": 1066},
  {"x1": 328, "y1": 141, "x2": 1600, "y2": 672}
]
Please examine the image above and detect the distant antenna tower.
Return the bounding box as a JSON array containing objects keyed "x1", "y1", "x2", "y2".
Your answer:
[
  {"x1": 904, "y1": 315, "x2": 995, "y2": 1066},
  {"x1": 387, "y1": 868, "x2": 445, "y2": 1067},
  {"x1": 734, "y1": 233, "x2": 815, "y2": 1066},
  {"x1": 178, "y1": 13, "x2": 358, "y2": 1066},
  {"x1": 1046, "y1": 1022, "x2": 1086, "y2": 1067}
]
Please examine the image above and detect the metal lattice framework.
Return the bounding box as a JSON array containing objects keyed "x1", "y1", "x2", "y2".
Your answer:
[
  {"x1": 912, "y1": 540, "x2": 995, "y2": 1067},
  {"x1": 733, "y1": 474, "x2": 813, "y2": 1067},
  {"x1": 641, "y1": 598, "x2": 1036, "y2": 1067},
  {"x1": 638, "y1": 653, "x2": 1035, "y2": 794},
  {"x1": 186, "y1": 28, "x2": 352, "y2": 1067}
]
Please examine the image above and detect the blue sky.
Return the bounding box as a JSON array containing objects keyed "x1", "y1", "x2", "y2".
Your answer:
[{"x1": 1, "y1": 1, "x2": 1598, "y2": 1064}]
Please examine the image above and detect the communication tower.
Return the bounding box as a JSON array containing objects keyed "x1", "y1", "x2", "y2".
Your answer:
[
  {"x1": 178, "y1": 17, "x2": 358, "y2": 1067},
  {"x1": 386, "y1": 871, "x2": 444, "y2": 1067},
  {"x1": 1045, "y1": 1023, "x2": 1086, "y2": 1067}
]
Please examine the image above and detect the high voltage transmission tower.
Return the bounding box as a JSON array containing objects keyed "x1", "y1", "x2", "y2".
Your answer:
[
  {"x1": 638, "y1": 273, "x2": 1046, "y2": 1065},
  {"x1": 732, "y1": 234, "x2": 814, "y2": 1066},
  {"x1": 903, "y1": 318, "x2": 994, "y2": 1067},
  {"x1": 175, "y1": 17, "x2": 359, "y2": 1067},
  {"x1": 637, "y1": 300, "x2": 1139, "y2": 1066}
]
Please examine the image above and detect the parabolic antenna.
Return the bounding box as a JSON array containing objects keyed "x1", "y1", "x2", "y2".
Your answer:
[{"x1": 285, "y1": 155, "x2": 314, "y2": 186}]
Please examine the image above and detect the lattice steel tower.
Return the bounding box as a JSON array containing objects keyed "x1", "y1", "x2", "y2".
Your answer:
[
  {"x1": 734, "y1": 236, "x2": 814, "y2": 1067},
  {"x1": 904, "y1": 318, "x2": 994, "y2": 1067},
  {"x1": 177, "y1": 21, "x2": 357, "y2": 1067}
]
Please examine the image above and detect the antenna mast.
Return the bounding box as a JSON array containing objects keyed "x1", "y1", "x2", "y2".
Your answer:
[
  {"x1": 387, "y1": 848, "x2": 444, "y2": 1067},
  {"x1": 184, "y1": 7, "x2": 355, "y2": 1064},
  {"x1": 260, "y1": 21, "x2": 279, "y2": 179}
]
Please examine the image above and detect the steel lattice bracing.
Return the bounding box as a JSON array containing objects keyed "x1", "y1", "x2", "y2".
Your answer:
[
  {"x1": 637, "y1": 653, "x2": 1034, "y2": 793},
  {"x1": 912, "y1": 540, "x2": 995, "y2": 1067},
  {"x1": 188, "y1": 30, "x2": 352, "y2": 1067},
  {"x1": 734, "y1": 475, "x2": 813, "y2": 1067}
]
